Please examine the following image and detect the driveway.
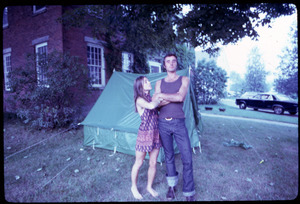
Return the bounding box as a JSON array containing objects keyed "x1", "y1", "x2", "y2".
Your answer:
[{"x1": 201, "y1": 112, "x2": 298, "y2": 128}]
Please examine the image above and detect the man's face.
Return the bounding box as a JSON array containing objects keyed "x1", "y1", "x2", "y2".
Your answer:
[{"x1": 164, "y1": 56, "x2": 177, "y2": 72}]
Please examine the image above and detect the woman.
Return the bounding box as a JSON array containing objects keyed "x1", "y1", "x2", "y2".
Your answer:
[{"x1": 131, "y1": 76, "x2": 162, "y2": 200}]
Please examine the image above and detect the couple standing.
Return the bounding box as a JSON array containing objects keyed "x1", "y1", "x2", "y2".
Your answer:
[{"x1": 131, "y1": 53, "x2": 195, "y2": 201}]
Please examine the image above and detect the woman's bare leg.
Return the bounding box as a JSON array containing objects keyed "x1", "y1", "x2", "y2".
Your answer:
[
  {"x1": 146, "y1": 148, "x2": 160, "y2": 197},
  {"x1": 131, "y1": 151, "x2": 146, "y2": 200}
]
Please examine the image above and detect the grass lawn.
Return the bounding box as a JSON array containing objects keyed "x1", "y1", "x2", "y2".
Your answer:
[{"x1": 3, "y1": 108, "x2": 298, "y2": 202}]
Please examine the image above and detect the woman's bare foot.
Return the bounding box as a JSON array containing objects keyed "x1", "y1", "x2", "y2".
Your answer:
[
  {"x1": 131, "y1": 186, "x2": 143, "y2": 200},
  {"x1": 147, "y1": 187, "x2": 159, "y2": 198}
]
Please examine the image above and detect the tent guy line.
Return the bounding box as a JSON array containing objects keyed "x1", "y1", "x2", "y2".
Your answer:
[{"x1": 4, "y1": 126, "x2": 77, "y2": 160}]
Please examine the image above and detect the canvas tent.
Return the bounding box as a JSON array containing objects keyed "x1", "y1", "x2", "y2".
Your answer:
[{"x1": 81, "y1": 69, "x2": 203, "y2": 162}]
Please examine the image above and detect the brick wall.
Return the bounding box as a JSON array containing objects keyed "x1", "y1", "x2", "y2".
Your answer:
[
  {"x1": 3, "y1": 6, "x2": 64, "y2": 69},
  {"x1": 2, "y1": 5, "x2": 107, "y2": 114},
  {"x1": 3, "y1": 6, "x2": 64, "y2": 112}
]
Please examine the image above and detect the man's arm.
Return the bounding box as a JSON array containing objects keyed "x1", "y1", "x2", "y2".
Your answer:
[{"x1": 158, "y1": 76, "x2": 189, "y2": 103}]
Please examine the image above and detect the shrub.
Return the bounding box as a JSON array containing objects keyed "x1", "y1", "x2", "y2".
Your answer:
[
  {"x1": 8, "y1": 51, "x2": 91, "y2": 129},
  {"x1": 193, "y1": 59, "x2": 227, "y2": 105}
]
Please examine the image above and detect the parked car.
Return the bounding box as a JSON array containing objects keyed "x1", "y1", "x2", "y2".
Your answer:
[{"x1": 236, "y1": 93, "x2": 298, "y2": 115}]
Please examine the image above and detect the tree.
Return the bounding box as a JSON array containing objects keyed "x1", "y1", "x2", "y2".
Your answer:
[
  {"x1": 59, "y1": 4, "x2": 296, "y2": 73},
  {"x1": 59, "y1": 5, "x2": 182, "y2": 74},
  {"x1": 274, "y1": 21, "x2": 298, "y2": 98},
  {"x1": 193, "y1": 59, "x2": 228, "y2": 104},
  {"x1": 229, "y1": 71, "x2": 246, "y2": 94},
  {"x1": 244, "y1": 46, "x2": 269, "y2": 92},
  {"x1": 178, "y1": 3, "x2": 296, "y2": 55}
]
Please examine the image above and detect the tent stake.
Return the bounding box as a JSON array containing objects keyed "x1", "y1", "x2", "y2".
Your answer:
[
  {"x1": 109, "y1": 146, "x2": 117, "y2": 156},
  {"x1": 199, "y1": 141, "x2": 202, "y2": 153}
]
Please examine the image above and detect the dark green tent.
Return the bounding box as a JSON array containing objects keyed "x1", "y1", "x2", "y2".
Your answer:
[{"x1": 81, "y1": 69, "x2": 202, "y2": 162}]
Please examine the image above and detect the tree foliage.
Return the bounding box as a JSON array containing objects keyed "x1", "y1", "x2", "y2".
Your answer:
[
  {"x1": 229, "y1": 71, "x2": 247, "y2": 94},
  {"x1": 178, "y1": 3, "x2": 296, "y2": 55},
  {"x1": 193, "y1": 59, "x2": 228, "y2": 104},
  {"x1": 59, "y1": 4, "x2": 296, "y2": 72},
  {"x1": 274, "y1": 21, "x2": 298, "y2": 98},
  {"x1": 244, "y1": 46, "x2": 269, "y2": 92},
  {"x1": 59, "y1": 5, "x2": 182, "y2": 74}
]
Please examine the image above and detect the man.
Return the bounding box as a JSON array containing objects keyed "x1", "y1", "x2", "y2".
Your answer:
[{"x1": 152, "y1": 53, "x2": 195, "y2": 201}]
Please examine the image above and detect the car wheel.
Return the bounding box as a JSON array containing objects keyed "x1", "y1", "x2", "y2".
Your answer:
[
  {"x1": 239, "y1": 103, "x2": 246, "y2": 109},
  {"x1": 289, "y1": 111, "x2": 297, "y2": 115},
  {"x1": 274, "y1": 106, "x2": 284, "y2": 115}
]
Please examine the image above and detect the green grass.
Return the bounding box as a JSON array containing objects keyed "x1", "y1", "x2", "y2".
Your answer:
[
  {"x1": 3, "y1": 106, "x2": 298, "y2": 202},
  {"x1": 199, "y1": 99, "x2": 298, "y2": 124}
]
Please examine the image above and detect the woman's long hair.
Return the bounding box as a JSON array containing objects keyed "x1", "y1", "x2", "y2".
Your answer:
[{"x1": 133, "y1": 76, "x2": 147, "y2": 112}]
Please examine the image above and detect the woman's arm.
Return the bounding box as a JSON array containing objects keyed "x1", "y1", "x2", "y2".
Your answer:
[{"x1": 136, "y1": 97, "x2": 161, "y2": 110}]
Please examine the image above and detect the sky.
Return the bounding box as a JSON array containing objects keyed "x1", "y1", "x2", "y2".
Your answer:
[{"x1": 214, "y1": 12, "x2": 297, "y2": 85}]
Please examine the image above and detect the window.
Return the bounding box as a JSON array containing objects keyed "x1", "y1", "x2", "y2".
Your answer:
[
  {"x1": 87, "y1": 43, "x2": 105, "y2": 87},
  {"x1": 33, "y1": 5, "x2": 46, "y2": 14},
  {"x1": 122, "y1": 52, "x2": 134, "y2": 73},
  {"x1": 3, "y1": 50, "x2": 11, "y2": 91},
  {"x1": 148, "y1": 61, "x2": 161, "y2": 73},
  {"x1": 35, "y1": 42, "x2": 48, "y2": 87},
  {"x1": 3, "y1": 7, "x2": 8, "y2": 28},
  {"x1": 253, "y1": 95, "x2": 261, "y2": 99}
]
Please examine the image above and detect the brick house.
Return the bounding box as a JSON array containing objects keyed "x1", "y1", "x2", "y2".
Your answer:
[{"x1": 2, "y1": 5, "x2": 163, "y2": 113}]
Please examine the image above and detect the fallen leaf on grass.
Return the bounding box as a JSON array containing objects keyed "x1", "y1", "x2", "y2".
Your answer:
[
  {"x1": 37, "y1": 168, "x2": 43, "y2": 172},
  {"x1": 15, "y1": 176, "x2": 20, "y2": 180},
  {"x1": 74, "y1": 169, "x2": 79, "y2": 173}
]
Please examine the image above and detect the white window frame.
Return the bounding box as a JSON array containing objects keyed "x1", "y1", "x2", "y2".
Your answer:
[
  {"x1": 148, "y1": 61, "x2": 162, "y2": 73},
  {"x1": 33, "y1": 5, "x2": 46, "y2": 14},
  {"x1": 3, "y1": 7, "x2": 8, "y2": 28},
  {"x1": 87, "y1": 43, "x2": 105, "y2": 88},
  {"x1": 3, "y1": 49, "x2": 12, "y2": 91},
  {"x1": 35, "y1": 42, "x2": 48, "y2": 87},
  {"x1": 122, "y1": 52, "x2": 134, "y2": 73}
]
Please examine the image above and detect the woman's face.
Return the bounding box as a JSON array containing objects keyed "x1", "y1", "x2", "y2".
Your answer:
[{"x1": 142, "y1": 77, "x2": 152, "y2": 91}]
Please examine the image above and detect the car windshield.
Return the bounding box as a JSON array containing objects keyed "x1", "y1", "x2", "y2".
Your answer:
[{"x1": 240, "y1": 92, "x2": 258, "y2": 98}]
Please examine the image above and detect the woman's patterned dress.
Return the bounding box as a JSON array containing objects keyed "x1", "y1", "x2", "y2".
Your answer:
[{"x1": 136, "y1": 94, "x2": 161, "y2": 152}]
